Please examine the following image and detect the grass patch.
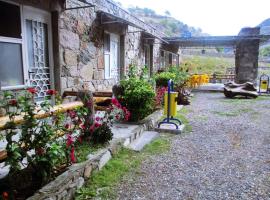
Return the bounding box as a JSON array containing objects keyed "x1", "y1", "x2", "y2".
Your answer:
[
  {"x1": 175, "y1": 107, "x2": 192, "y2": 133},
  {"x1": 194, "y1": 115, "x2": 208, "y2": 122},
  {"x1": 75, "y1": 137, "x2": 171, "y2": 199},
  {"x1": 212, "y1": 111, "x2": 239, "y2": 117},
  {"x1": 220, "y1": 98, "x2": 253, "y2": 105},
  {"x1": 75, "y1": 142, "x2": 104, "y2": 163},
  {"x1": 181, "y1": 56, "x2": 234, "y2": 74},
  {"x1": 212, "y1": 107, "x2": 254, "y2": 117}
]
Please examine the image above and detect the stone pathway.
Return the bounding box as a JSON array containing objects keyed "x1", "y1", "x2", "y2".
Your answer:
[{"x1": 117, "y1": 92, "x2": 270, "y2": 200}]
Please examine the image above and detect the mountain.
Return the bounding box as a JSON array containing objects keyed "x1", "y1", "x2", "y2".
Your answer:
[
  {"x1": 258, "y1": 19, "x2": 270, "y2": 58},
  {"x1": 258, "y1": 18, "x2": 270, "y2": 35},
  {"x1": 127, "y1": 7, "x2": 207, "y2": 37}
]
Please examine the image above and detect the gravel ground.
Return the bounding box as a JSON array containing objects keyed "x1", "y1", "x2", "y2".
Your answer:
[{"x1": 116, "y1": 92, "x2": 270, "y2": 200}]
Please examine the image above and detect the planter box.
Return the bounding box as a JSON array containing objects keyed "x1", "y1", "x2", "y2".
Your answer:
[{"x1": 27, "y1": 109, "x2": 163, "y2": 200}]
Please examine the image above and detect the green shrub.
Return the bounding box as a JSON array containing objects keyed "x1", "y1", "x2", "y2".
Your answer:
[
  {"x1": 91, "y1": 123, "x2": 113, "y2": 145},
  {"x1": 154, "y1": 67, "x2": 189, "y2": 87},
  {"x1": 154, "y1": 72, "x2": 176, "y2": 87},
  {"x1": 118, "y1": 78, "x2": 155, "y2": 121},
  {"x1": 167, "y1": 66, "x2": 190, "y2": 86}
]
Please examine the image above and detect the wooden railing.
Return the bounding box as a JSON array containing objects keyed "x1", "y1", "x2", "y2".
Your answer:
[
  {"x1": 209, "y1": 74, "x2": 235, "y2": 83},
  {"x1": 0, "y1": 91, "x2": 113, "y2": 162},
  {"x1": 0, "y1": 101, "x2": 84, "y2": 161}
]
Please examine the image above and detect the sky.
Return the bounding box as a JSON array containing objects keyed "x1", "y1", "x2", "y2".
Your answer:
[{"x1": 117, "y1": 0, "x2": 270, "y2": 36}]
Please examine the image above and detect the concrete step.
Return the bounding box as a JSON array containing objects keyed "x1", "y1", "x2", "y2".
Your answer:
[
  {"x1": 128, "y1": 131, "x2": 160, "y2": 151},
  {"x1": 155, "y1": 124, "x2": 185, "y2": 134}
]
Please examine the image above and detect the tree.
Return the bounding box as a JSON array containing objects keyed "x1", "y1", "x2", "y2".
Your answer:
[{"x1": 165, "y1": 10, "x2": 171, "y2": 17}]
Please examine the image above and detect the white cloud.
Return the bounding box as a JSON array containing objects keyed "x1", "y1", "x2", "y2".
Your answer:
[{"x1": 117, "y1": 0, "x2": 270, "y2": 36}]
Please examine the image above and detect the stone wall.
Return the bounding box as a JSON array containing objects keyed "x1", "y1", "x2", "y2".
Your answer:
[
  {"x1": 58, "y1": 4, "x2": 165, "y2": 93},
  {"x1": 125, "y1": 26, "x2": 145, "y2": 73},
  {"x1": 8, "y1": 0, "x2": 179, "y2": 94},
  {"x1": 27, "y1": 142, "x2": 122, "y2": 200},
  {"x1": 235, "y1": 28, "x2": 260, "y2": 84}
]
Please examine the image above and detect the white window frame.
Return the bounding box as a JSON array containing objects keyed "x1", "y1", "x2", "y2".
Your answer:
[
  {"x1": 104, "y1": 32, "x2": 120, "y2": 80},
  {"x1": 0, "y1": 1, "x2": 54, "y2": 91},
  {"x1": 0, "y1": 0, "x2": 27, "y2": 90},
  {"x1": 22, "y1": 5, "x2": 55, "y2": 91}
]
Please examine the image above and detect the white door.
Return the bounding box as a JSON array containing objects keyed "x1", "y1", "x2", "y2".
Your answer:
[{"x1": 23, "y1": 6, "x2": 54, "y2": 102}]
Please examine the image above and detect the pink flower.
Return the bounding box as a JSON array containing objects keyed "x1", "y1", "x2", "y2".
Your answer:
[
  {"x1": 70, "y1": 147, "x2": 76, "y2": 163},
  {"x1": 95, "y1": 116, "x2": 101, "y2": 121},
  {"x1": 115, "y1": 114, "x2": 120, "y2": 120}
]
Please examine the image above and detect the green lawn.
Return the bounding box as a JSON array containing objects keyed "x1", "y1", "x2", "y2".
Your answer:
[{"x1": 75, "y1": 137, "x2": 171, "y2": 199}]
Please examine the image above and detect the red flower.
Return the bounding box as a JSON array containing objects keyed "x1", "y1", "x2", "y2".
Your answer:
[
  {"x1": 80, "y1": 124, "x2": 86, "y2": 130},
  {"x1": 89, "y1": 124, "x2": 95, "y2": 132},
  {"x1": 27, "y1": 87, "x2": 37, "y2": 94},
  {"x1": 111, "y1": 98, "x2": 118, "y2": 105},
  {"x1": 67, "y1": 110, "x2": 77, "y2": 119},
  {"x1": 66, "y1": 134, "x2": 74, "y2": 147},
  {"x1": 8, "y1": 99, "x2": 17, "y2": 106},
  {"x1": 70, "y1": 147, "x2": 76, "y2": 163},
  {"x1": 115, "y1": 114, "x2": 120, "y2": 120},
  {"x1": 65, "y1": 123, "x2": 70, "y2": 129},
  {"x1": 2, "y1": 192, "x2": 8, "y2": 200},
  {"x1": 46, "y1": 89, "x2": 57, "y2": 95},
  {"x1": 94, "y1": 122, "x2": 101, "y2": 128},
  {"x1": 86, "y1": 100, "x2": 93, "y2": 108},
  {"x1": 95, "y1": 116, "x2": 101, "y2": 121},
  {"x1": 77, "y1": 136, "x2": 83, "y2": 144},
  {"x1": 35, "y1": 147, "x2": 45, "y2": 156}
]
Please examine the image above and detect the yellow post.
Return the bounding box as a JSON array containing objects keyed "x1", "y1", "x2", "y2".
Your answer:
[{"x1": 164, "y1": 92, "x2": 178, "y2": 117}]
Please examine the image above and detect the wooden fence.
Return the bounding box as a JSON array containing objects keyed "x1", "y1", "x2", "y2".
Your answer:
[
  {"x1": 209, "y1": 74, "x2": 235, "y2": 83},
  {"x1": 0, "y1": 91, "x2": 113, "y2": 162}
]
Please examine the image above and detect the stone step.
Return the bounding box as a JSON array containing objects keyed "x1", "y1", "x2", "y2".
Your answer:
[{"x1": 128, "y1": 131, "x2": 160, "y2": 151}]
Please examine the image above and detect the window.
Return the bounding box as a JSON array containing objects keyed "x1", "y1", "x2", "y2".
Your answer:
[
  {"x1": 0, "y1": 1, "x2": 24, "y2": 88},
  {"x1": 104, "y1": 33, "x2": 120, "y2": 80},
  {"x1": 0, "y1": 41, "x2": 24, "y2": 87},
  {"x1": 144, "y1": 44, "x2": 150, "y2": 67},
  {"x1": 0, "y1": 1, "x2": 54, "y2": 102},
  {"x1": 0, "y1": 1, "x2": 21, "y2": 38}
]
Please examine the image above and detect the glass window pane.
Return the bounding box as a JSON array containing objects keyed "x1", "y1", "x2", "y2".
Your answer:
[
  {"x1": 0, "y1": 42, "x2": 24, "y2": 87},
  {"x1": 0, "y1": 1, "x2": 21, "y2": 38},
  {"x1": 104, "y1": 33, "x2": 110, "y2": 52}
]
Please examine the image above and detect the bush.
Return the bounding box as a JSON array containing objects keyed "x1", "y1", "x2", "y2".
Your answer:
[
  {"x1": 118, "y1": 78, "x2": 155, "y2": 121},
  {"x1": 154, "y1": 72, "x2": 176, "y2": 87},
  {"x1": 154, "y1": 67, "x2": 189, "y2": 87},
  {"x1": 167, "y1": 66, "x2": 190, "y2": 87},
  {"x1": 91, "y1": 123, "x2": 113, "y2": 145}
]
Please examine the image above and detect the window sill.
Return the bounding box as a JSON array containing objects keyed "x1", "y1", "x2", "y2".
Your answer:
[{"x1": 0, "y1": 85, "x2": 29, "y2": 91}]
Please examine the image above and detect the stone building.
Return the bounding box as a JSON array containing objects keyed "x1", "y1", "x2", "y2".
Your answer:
[{"x1": 0, "y1": 0, "x2": 181, "y2": 101}]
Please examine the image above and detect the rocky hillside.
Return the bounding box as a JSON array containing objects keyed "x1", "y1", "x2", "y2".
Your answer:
[
  {"x1": 127, "y1": 7, "x2": 207, "y2": 37},
  {"x1": 258, "y1": 18, "x2": 270, "y2": 35}
]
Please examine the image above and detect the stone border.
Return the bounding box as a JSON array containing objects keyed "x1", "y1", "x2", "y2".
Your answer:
[{"x1": 27, "y1": 109, "x2": 163, "y2": 200}]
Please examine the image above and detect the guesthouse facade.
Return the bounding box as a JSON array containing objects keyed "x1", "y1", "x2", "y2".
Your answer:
[{"x1": 0, "y1": 0, "x2": 181, "y2": 101}]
